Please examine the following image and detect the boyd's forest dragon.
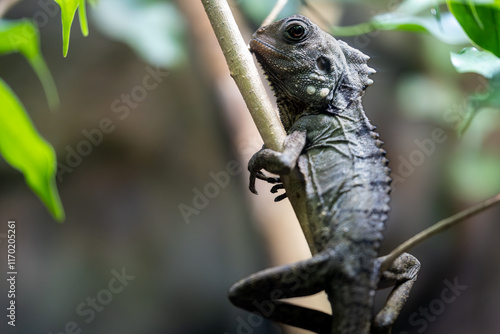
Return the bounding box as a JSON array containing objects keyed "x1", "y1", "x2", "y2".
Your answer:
[{"x1": 228, "y1": 15, "x2": 421, "y2": 334}]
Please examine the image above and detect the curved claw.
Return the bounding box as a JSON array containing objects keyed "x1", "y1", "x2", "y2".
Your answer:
[
  {"x1": 274, "y1": 193, "x2": 288, "y2": 202},
  {"x1": 256, "y1": 173, "x2": 281, "y2": 184},
  {"x1": 270, "y1": 184, "x2": 285, "y2": 193},
  {"x1": 249, "y1": 171, "x2": 259, "y2": 195},
  {"x1": 250, "y1": 172, "x2": 287, "y2": 201},
  {"x1": 250, "y1": 171, "x2": 272, "y2": 195},
  {"x1": 271, "y1": 183, "x2": 286, "y2": 201}
]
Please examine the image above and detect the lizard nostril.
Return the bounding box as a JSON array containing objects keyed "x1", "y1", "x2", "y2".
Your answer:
[
  {"x1": 255, "y1": 27, "x2": 266, "y2": 34},
  {"x1": 317, "y1": 56, "x2": 331, "y2": 73}
]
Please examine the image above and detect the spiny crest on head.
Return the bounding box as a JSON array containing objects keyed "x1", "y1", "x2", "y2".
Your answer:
[{"x1": 337, "y1": 40, "x2": 376, "y2": 90}]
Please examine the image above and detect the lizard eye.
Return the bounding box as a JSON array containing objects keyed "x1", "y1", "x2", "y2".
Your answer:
[{"x1": 285, "y1": 23, "x2": 308, "y2": 41}]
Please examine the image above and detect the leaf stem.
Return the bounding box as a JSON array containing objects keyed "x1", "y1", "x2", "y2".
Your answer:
[{"x1": 381, "y1": 193, "x2": 500, "y2": 272}]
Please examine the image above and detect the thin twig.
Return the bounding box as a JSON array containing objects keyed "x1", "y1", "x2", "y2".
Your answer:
[
  {"x1": 380, "y1": 193, "x2": 500, "y2": 272},
  {"x1": 261, "y1": 0, "x2": 288, "y2": 27}
]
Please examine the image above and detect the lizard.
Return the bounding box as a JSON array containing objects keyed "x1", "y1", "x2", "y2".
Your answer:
[{"x1": 228, "y1": 15, "x2": 421, "y2": 334}]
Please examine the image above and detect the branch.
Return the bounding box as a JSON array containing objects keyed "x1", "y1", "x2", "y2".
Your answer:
[
  {"x1": 261, "y1": 0, "x2": 288, "y2": 27},
  {"x1": 201, "y1": 0, "x2": 284, "y2": 151},
  {"x1": 201, "y1": 0, "x2": 314, "y2": 249},
  {"x1": 380, "y1": 193, "x2": 500, "y2": 272}
]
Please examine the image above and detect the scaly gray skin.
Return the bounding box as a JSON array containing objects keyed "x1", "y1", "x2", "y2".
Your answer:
[{"x1": 229, "y1": 16, "x2": 421, "y2": 334}]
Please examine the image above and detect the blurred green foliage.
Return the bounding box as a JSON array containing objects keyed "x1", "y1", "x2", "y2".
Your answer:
[
  {"x1": 0, "y1": 0, "x2": 187, "y2": 223},
  {"x1": 0, "y1": 78, "x2": 64, "y2": 221},
  {"x1": 91, "y1": 0, "x2": 186, "y2": 67},
  {"x1": 450, "y1": 108, "x2": 500, "y2": 199},
  {"x1": 447, "y1": 0, "x2": 500, "y2": 58},
  {"x1": 0, "y1": 0, "x2": 95, "y2": 221},
  {"x1": 0, "y1": 19, "x2": 58, "y2": 108},
  {"x1": 53, "y1": 0, "x2": 91, "y2": 57},
  {"x1": 0, "y1": 18, "x2": 63, "y2": 221},
  {"x1": 332, "y1": 0, "x2": 469, "y2": 45},
  {"x1": 451, "y1": 47, "x2": 500, "y2": 79},
  {"x1": 317, "y1": 0, "x2": 500, "y2": 199}
]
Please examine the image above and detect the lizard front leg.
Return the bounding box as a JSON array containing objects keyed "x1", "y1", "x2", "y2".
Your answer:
[
  {"x1": 229, "y1": 250, "x2": 333, "y2": 333},
  {"x1": 372, "y1": 253, "x2": 421, "y2": 334},
  {"x1": 249, "y1": 130, "x2": 306, "y2": 195}
]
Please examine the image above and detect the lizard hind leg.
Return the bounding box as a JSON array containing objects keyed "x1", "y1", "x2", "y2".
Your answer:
[
  {"x1": 228, "y1": 251, "x2": 333, "y2": 333},
  {"x1": 372, "y1": 253, "x2": 421, "y2": 334}
]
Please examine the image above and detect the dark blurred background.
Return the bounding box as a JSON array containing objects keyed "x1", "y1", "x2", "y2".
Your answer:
[{"x1": 0, "y1": 0, "x2": 499, "y2": 333}]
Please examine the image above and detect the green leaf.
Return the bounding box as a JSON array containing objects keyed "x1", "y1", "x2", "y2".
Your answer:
[
  {"x1": 447, "y1": 0, "x2": 500, "y2": 57},
  {"x1": 92, "y1": 0, "x2": 185, "y2": 67},
  {"x1": 450, "y1": 109, "x2": 500, "y2": 200},
  {"x1": 457, "y1": 71, "x2": 500, "y2": 133},
  {"x1": 451, "y1": 152, "x2": 500, "y2": 199},
  {"x1": 79, "y1": 0, "x2": 89, "y2": 37},
  {"x1": 332, "y1": 8, "x2": 469, "y2": 45},
  {"x1": 376, "y1": 12, "x2": 468, "y2": 45},
  {"x1": 0, "y1": 19, "x2": 59, "y2": 110},
  {"x1": 450, "y1": 47, "x2": 500, "y2": 78},
  {"x1": 54, "y1": 0, "x2": 90, "y2": 57},
  {"x1": 396, "y1": 0, "x2": 448, "y2": 15},
  {"x1": 0, "y1": 78, "x2": 65, "y2": 222}
]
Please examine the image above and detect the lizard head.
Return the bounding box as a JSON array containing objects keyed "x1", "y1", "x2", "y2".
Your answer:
[{"x1": 250, "y1": 15, "x2": 375, "y2": 116}]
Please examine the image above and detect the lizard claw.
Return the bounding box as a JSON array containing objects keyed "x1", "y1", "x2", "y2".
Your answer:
[
  {"x1": 249, "y1": 171, "x2": 268, "y2": 195},
  {"x1": 270, "y1": 184, "x2": 284, "y2": 193},
  {"x1": 249, "y1": 172, "x2": 258, "y2": 195},
  {"x1": 256, "y1": 173, "x2": 281, "y2": 184},
  {"x1": 250, "y1": 171, "x2": 283, "y2": 195},
  {"x1": 250, "y1": 171, "x2": 287, "y2": 198},
  {"x1": 274, "y1": 192, "x2": 288, "y2": 202},
  {"x1": 270, "y1": 182, "x2": 287, "y2": 201}
]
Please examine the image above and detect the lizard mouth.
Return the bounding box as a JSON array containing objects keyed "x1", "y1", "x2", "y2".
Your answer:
[
  {"x1": 249, "y1": 39, "x2": 286, "y2": 84},
  {"x1": 249, "y1": 38, "x2": 290, "y2": 61},
  {"x1": 249, "y1": 37, "x2": 304, "y2": 105}
]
